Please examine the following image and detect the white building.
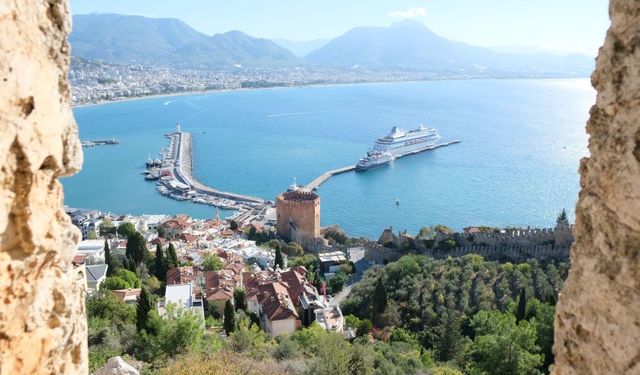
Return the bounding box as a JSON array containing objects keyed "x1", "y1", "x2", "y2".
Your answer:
[
  {"x1": 158, "y1": 284, "x2": 205, "y2": 323},
  {"x1": 76, "y1": 239, "x2": 106, "y2": 264}
]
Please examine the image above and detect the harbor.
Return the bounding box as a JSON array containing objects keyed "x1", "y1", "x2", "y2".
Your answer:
[
  {"x1": 146, "y1": 124, "x2": 461, "y2": 202},
  {"x1": 144, "y1": 124, "x2": 267, "y2": 212}
]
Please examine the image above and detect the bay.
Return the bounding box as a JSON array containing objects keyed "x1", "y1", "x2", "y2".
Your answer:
[{"x1": 63, "y1": 79, "x2": 592, "y2": 238}]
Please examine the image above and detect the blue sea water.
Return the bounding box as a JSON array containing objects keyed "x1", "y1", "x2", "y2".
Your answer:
[{"x1": 63, "y1": 79, "x2": 592, "y2": 238}]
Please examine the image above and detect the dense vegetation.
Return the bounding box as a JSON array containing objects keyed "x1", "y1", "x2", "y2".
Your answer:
[
  {"x1": 88, "y1": 227, "x2": 567, "y2": 374},
  {"x1": 342, "y1": 254, "x2": 568, "y2": 374}
]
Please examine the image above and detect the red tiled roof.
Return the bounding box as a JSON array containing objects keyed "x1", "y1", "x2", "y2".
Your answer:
[
  {"x1": 166, "y1": 266, "x2": 201, "y2": 285},
  {"x1": 204, "y1": 270, "x2": 236, "y2": 302},
  {"x1": 72, "y1": 254, "x2": 87, "y2": 267},
  {"x1": 111, "y1": 288, "x2": 141, "y2": 302}
]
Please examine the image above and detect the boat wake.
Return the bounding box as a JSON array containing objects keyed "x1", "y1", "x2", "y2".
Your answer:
[
  {"x1": 266, "y1": 111, "x2": 324, "y2": 118},
  {"x1": 163, "y1": 101, "x2": 173, "y2": 106}
]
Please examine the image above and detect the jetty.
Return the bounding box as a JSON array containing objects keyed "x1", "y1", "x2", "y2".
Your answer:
[
  {"x1": 145, "y1": 124, "x2": 267, "y2": 210},
  {"x1": 81, "y1": 138, "x2": 119, "y2": 148},
  {"x1": 302, "y1": 165, "x2": 356, "y2": 192},
  {"x1": 302, "y1": 139, "x2": 461, "y2": 191}
]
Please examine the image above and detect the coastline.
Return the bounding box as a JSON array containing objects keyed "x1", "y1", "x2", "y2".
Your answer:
[{"x1": 71, "y1": 76, "x2": 590, "y2": 109}]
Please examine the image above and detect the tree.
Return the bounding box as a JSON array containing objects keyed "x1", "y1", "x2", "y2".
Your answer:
[
  {"x1": 125, "y1": 231, "x2": 149, "y2": 266},
  {"x1": 430, "y1": 312, "x2": 466, "y2": 363},
  {"x1": 372, "y1": 276, "x2": 387, "y2": 321},
  {"x1": 306, "y1": 332, "x2": 351, "y2": 375},
  {"x1": 117, "y1": 222, "x2": 136, "y2": 238},
  {"x1": 467, "y1": 310, "x2": 543, "y2": 375},
  {"x1": 104, "y1": 240, "x2": 115, "y2": 276},
  {"x1": 102, "y1": 276, "x2": 131, "y2": 291},
  {"x1": 557, "y1": 209, "x2": 568, "y2": 223},
  {"x1": 114, "y1": 268, "x2": 141, "y2": 288},
  {"x1": 87, "y1": 230, "x2": 98, "y2": 240},
  {"x1": 136, "y1": 287, "x2": 153, "y2": 332},
  {"x1": 229, "y1": 220, "x2": 238, "y2": 231},
  {"x1": 223, "y1": 300, "x2": 236, "y2": 335},
  {"x1": 234, "y1": 288, "x2": 247, "y2": 311},
  {"x1": 329, "y1": 272, "x2": 348, "y2": 293},
  {"x1": 167, "y1": 243, "x2": 179, "y2": 268},
  {"x1": 154, "y1": 243, "x2": 167, "y2": 281},
  {"x1": 516, "y1": 287, "x2": 527, "y2": 323},
  {"x1": 283, "y1": 242, "x2": 303, "y2": 257},
  {"x1": 274, "y1": 246, "x2": 284, "y2": 270},
  {"x1": 202, "y1": 253, "x2": 223, "y2": 271}
]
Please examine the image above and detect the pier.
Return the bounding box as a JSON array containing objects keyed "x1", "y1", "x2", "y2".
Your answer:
[
  {"x1": 302, "y1": 165, "x2": 356, "y2": 191},
  {"x1": 81, "y1": 138, "x2": 119, "y2": 148},
  {"x1": 302, "y1": 139, "x2": 461, "y2": 191}
]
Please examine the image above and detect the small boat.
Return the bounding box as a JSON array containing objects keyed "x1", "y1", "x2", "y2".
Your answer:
[{"x1": 395, "y1": 199, "x2": 400, "y2": 205}]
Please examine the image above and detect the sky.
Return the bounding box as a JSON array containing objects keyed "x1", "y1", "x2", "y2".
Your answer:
[{"x1": 70, "y1": 0, "x2": 610, "y2": 56}]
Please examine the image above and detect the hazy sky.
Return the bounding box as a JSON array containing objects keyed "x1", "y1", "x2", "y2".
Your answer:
[{"x1": 70, "y1": 0, "x2": 609, "y2": 56}]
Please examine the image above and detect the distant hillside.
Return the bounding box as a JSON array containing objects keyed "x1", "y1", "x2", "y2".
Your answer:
[
  {"x1": 306, "y1": 20, "x2": 594, "y2": 76},
  {"x1": 70, "y1": 14, "x2": 301, "y2": 69},
  {"x1": 271, "y1": 38, "x2": 329, "y2": 57}
]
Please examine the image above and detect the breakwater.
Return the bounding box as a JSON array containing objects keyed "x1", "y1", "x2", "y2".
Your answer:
[
  {"x1": 302, "y1": 140, "x2": 461, "y2": 191},
  {"x1": 146, "y1": 129, "x2": 267, "y2": 210}
]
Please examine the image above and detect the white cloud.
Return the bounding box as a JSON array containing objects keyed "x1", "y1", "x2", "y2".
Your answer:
[{"x1": 388, "y1": 7, "x2": 428, "y2": 19}]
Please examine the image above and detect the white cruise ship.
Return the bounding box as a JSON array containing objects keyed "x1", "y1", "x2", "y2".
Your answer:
[
  {"x1": 356, "y1": 151, "x2": 395, "y2": 171},
  {"x1": 371, "y1": 125, "x2": 440, "y2": 157}
]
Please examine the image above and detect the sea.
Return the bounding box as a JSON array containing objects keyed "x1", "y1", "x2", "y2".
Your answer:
[{"x1": 63, "y1": 79, "x2": 593, "y2": 238}]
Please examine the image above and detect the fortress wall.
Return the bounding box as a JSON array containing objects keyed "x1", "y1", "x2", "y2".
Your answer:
[{"x1": 0, "y1": 1, "x2": 87, "y2": 373}]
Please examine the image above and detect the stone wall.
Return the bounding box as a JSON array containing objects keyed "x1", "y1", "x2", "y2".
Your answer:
[
  {"x1": 0, "y1": 0, "x2": 86, "y2": 374},
  {"x1": 553, "y1": 1, "x2": 640, "y2": 373}
]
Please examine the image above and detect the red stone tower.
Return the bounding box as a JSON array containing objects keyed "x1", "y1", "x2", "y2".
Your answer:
[{"x1": 276, "y1": 190, "x2": 320, "y2": 241}]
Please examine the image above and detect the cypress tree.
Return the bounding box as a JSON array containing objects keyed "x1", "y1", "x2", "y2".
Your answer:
[
  {"x1": 516, "y1": 287, "x2": 527, "y2": 323},
  {"x1": 125, "y1": 231, "x2": 149, "y2": 266},
  {"x1": 372, "y1": 276, "x2": 387, "y2": 320},
  {"x1": 274, "y1": 246, "x2": 284, "y2": 270},
  {"x1": 104, "y1": 240, "x2": 114, "y2": 276},
  {"x1": 154, "y1": 243, "x2": 167, "y2": 281},
  {"x1": 223, "y1": 299, "x2": 236, "y2": 335},
  {"x1": 167, "y1": 242, "x2": 179, "y2": 268},
  {"x1": 136, "y1": 287, "x2": 153, "y2": 332}
]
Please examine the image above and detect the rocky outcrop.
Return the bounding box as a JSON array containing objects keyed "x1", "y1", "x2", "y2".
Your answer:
[
  {"x1": 0, "y1": 0, "x2": 86, "y2": 374},
  {"x1": 553, "y1": 1, "x2": 640, "y2": 374},
  {"x1": 96, "y1": 357, "x2": 140, "y2": 375}
]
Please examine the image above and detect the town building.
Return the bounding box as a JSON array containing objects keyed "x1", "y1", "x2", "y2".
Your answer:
[
  {"x1": 159, "y1": 284, "x2": 205, "y2": 322},
  {"x1": 111, "y1": 288, "x2": 141, "y2": 304},
  {"x1": 85, "y1": 264, "x2": 108, "y2": 293}
]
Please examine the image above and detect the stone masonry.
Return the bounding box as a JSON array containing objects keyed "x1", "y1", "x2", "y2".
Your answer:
[
  {"x1": 553, "y1": 1, "x2": 640, "y2": 373},
  {"x1": 0, "y1": 0, "x2": 87, "y2": 374}
]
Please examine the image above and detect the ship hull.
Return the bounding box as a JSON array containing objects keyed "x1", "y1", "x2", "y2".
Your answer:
[{"x1": 355, "y1": 159, "x2": 393, "y2": 171}]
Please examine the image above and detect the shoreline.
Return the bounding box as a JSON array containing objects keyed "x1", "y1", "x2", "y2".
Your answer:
[{"x1": 71, "y1": 76, "x2": 590, "y2": 109}]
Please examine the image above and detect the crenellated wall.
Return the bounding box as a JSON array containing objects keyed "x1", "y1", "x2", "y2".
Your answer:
[
  {"x1": 553, "y1": 1, "x2": 640, "y2": 373},
  {"x1": 0, "y1": 0, "x2": 87, "y2": 373}
]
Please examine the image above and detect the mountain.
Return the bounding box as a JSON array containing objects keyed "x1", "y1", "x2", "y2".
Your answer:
[
  {"x1": 306, "y1": 20, "x2": 594, "y2": 76},
  {"x1": 271, "y1": 38, "x2": 329, "y2": 57},
  {"x1": 70, "y1": 14, "x2": 301, "y2": 69}
]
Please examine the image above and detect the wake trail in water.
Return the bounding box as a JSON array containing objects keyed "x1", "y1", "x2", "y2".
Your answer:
[{"x1": 266, "y1": 111, "x2": 326, "y2": 118}]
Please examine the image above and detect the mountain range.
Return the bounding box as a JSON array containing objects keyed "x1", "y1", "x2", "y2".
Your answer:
[
  {"x1": 70, "y1": 14, "x2": 300, "y2": 69},
  {"x1": 70, "y1": 14, "x2": 593, "y2": 76}
]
